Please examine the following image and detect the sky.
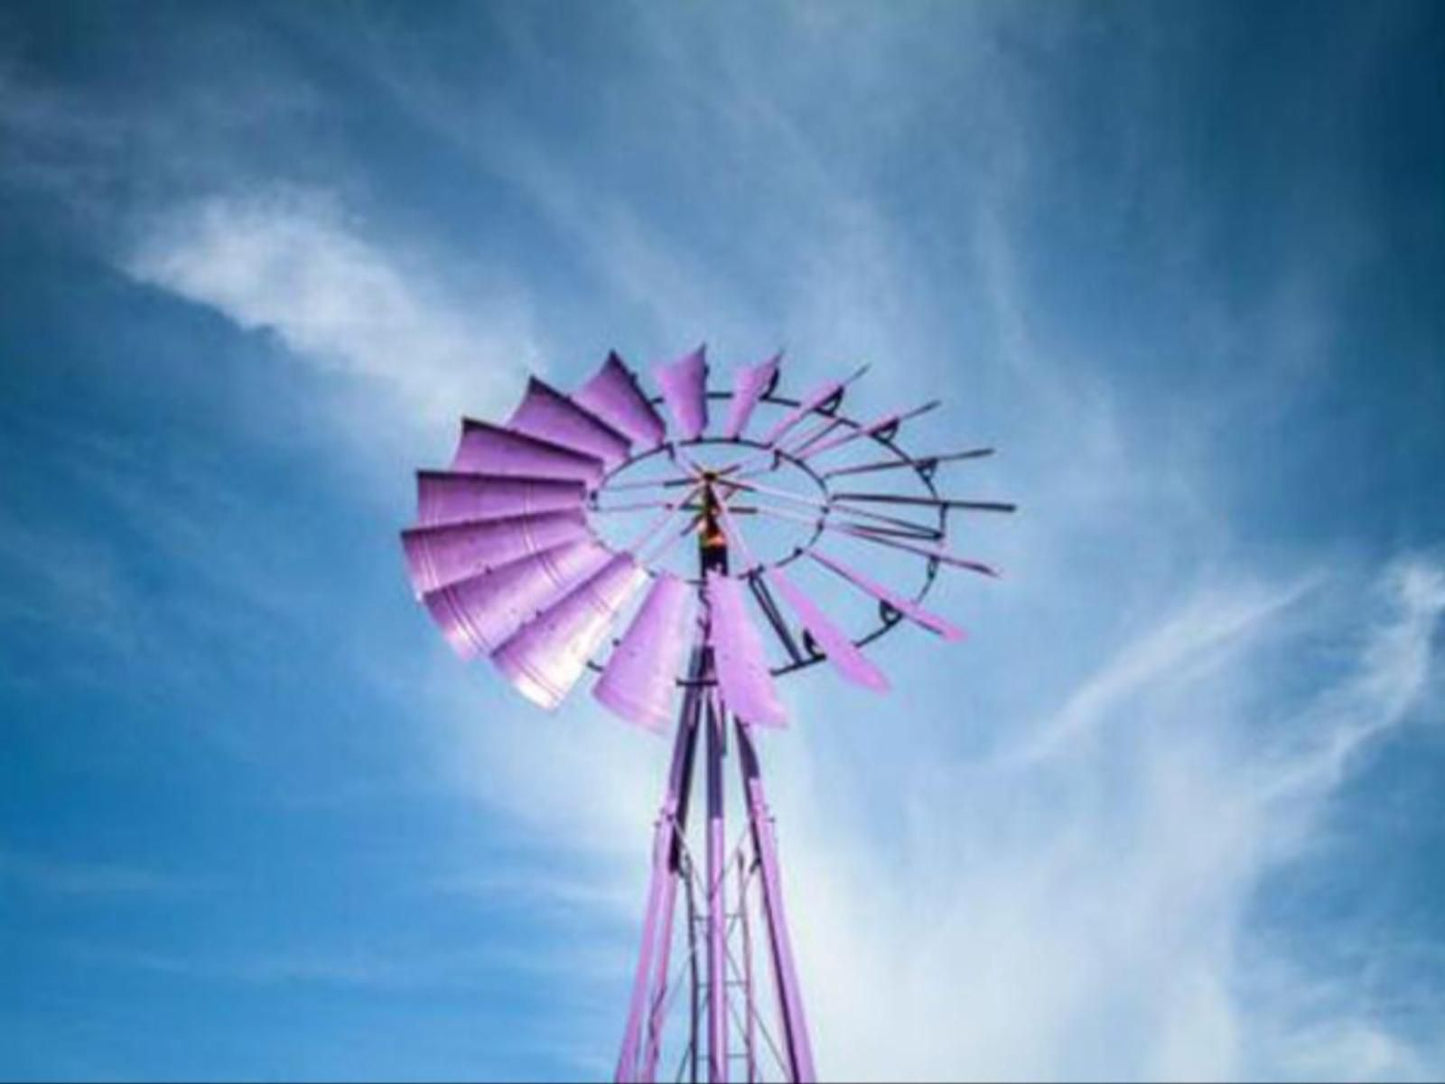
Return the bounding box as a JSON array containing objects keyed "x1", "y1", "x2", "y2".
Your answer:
[{"x1": 2, "y1": 1, "x2": 1444, "y2": 1080}]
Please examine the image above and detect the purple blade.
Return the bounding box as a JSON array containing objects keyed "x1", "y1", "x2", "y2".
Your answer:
[
  {"x1": 422, "y1": 539, "x2": 612, "y2": 657},
  {"x1": 593, "y1": 573, "x2": 695, "y2": 731},
  {"x1": 723, "y1": 353, "x2": 781, "y2": 439},
  {"x1": 416, "y1": 471, "x2": 585, "y2": 528},
  {"x1": 807, "y1": 548, "x2": 965, "y2": 642},
  {"x1": 574, "y1": 352, "x2": 667, "y2": 449},
  {"x1": 654, "y1": 345, "x2": 708, "y2": 441},
  {"x1": 451, "y1": 419, "x2": 604, "y2": 488},
  {"x1": 705, "y1": 572, "x2": 787, "y2": 727},
  {"x1": 508, "y1": 377, "x2": 632, "y2": 469},
  {"x1": 400, "y1": 508, "x2": 590, "y2": 598},
  {"x1": 762, "y1": 566, "x2": 890, "y2": 692},
  {"x1": 758, "y1": 379, "x2": 842, "y2": 447},
  {"x1": 492, "y1": 554, "x2": 648, "y2": 710}
]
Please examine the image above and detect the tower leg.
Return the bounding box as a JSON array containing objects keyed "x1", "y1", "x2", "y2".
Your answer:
[
  {"x1": 705, "y1": 691, "x2": 728, "y2": 1083},
  {"x1": 735, "y1": 719, "x2": 816, "y2": 1083},
  {"x1": 737, "y1": 849, "x2": 757, "y2": 1084},
  {"x1": 616, "y1": 653, "x2": 705, "y2": 1084}
]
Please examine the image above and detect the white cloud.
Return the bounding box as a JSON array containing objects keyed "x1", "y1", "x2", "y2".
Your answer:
[
  {"x1": 123, "y1": 188, "x2": 540, "y2": 436},
  {"x1": 769, "y1": 555, "x2": 1443, "y2": 1082}
]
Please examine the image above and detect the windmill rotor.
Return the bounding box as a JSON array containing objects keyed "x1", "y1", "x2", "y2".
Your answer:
[{"x1": 400, "y1": 345, "x2": 1013, "y2": 1082}]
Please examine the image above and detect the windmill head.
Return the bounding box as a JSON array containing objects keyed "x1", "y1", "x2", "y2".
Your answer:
[{"x1": 400, "y1": 346, "x2": 1014, "y2": 732}]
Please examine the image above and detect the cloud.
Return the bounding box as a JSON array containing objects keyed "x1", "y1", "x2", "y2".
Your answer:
[
  {"x1": 123, "y1": 188, "x2": 540, "y2": 437},
  {"x1": 771, "y1": 555, "x2": 1444, "y2": 1082}
]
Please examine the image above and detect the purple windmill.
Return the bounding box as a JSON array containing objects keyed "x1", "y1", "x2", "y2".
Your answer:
[{"x1": 401, "y1": 346, "x2": 1014, "y2": 1082}]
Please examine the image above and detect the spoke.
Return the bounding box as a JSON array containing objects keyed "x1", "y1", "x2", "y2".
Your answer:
[
  {"x1": 596, "y1": 498, "x2": 685, "y2": 513},
  {"x1": 794, "y1": 399, "x2": 941, "y2": 462},
  {"x1": 777, "y1": 416, "x2": 843, "y2": 458},
  {"x1": 835, "y1": 492, "x2": 1017, "y2": 513},
  {"x1": 721, "y1": 365, "x2": 871, "y2": 474},
  {"x1": 604, "y1": 473, "x2": 700, "y2": 493},
  {"x1": 640, "y1": 512, "x2": 704, "y2": 567},
  {"x1": 821, "y1": 447, "x2": 994, "y2": 480},
  {"x1": 747, "y1": 503, "x2": 998, "y2": 576},
  {"x1": 623, "y1": 484, "x2": 701, "y2": 552},
  {"x1": 721, "y1": 476, "x2": 943, "y2": 537}
]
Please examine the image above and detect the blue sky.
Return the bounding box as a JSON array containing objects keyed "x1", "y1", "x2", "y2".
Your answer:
[{"x1": 2, "y1": 1, "x2": 1444, "y2": 1080}]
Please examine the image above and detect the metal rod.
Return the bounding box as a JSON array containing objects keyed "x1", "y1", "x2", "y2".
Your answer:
[
  {"x1": 685, "y1": 858, "x2": 701, "y2": 1084},
  {"x1": 738, "y1": 851, "x2": 757, "y2": 1084},
  {"x1": 743, "y1": 494, "x2": 940, "y2": 541},
  {"x1": 794, "y1": 399, "x2": 941, "y2": 462},
  {"x1": 705, "y1": 689, "x2": 728, "y2": 1084},
  {"x1": 834, "y1": 492, "x2": 1017, "y2": 513},
  {"x1": 599, "y1": 498, "x2": 688, "y2": 514},
  {"x1": 640, "y1": 513, "x2": 706, "y2": 568},
  {"x1": 734, "y1": 718, "x2": 816, "y2": 1083},
  {"x1": 642, "y1": 649, "x2": 709, "y2": 1083},
  {"x1": 723, "y1": 477, "x2": 942, "y2": 538},
  {"x1": 821, "y1": 447, "x2": 995, "y2": 480},
  {"x1": 623, "y1": 485, "x2": 702, "y2": 554},
  {"x1": 777, "y1": 416, "x2": 843, "y2": 459},
  {"x1": 748, "y1": 503, "x2": 997, "y2": 577},
  {"x1": 605, "y1": 473, "x2": 700, "y2": 493},
  {"x1": 617, "y1": 644, "x2": 707, "y2": 1084}
]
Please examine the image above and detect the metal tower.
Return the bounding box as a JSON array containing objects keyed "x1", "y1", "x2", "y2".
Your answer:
[{"x1": 400, "y1": 347, "x2": 1012, "y2": 1082}]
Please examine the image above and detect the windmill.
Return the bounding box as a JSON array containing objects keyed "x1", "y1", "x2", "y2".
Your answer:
[{"x1": 401, "y1": 347, "x2": 1013, "y2": 1082}]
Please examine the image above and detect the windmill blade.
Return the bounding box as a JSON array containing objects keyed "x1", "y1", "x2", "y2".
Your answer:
[
  {"x1": 820, "y1": 447, "x2": 995, "y2": 480},
  {"x1": 573, "y1": 351, "x2": 667, "y2": 449},
  {"x1": 594, "y1": 573, "x2": 695, "y2": 731},
  {"x1": 451, "y1": 418, "x2": 605, "y2": 487},
  {"x1": 808, "y1": 549, "x2": 964, "y2": 642},
  {"x1": 762, "y1": 567, "x2": 889, "y2": 692},
  {"x1": 705, "y1": 571, "x2": 787, "y2": 727},
  {"x1": 400, "y1": 508, "x2": 591, "y2": 597},
  {"x1": 416, "y1": 471, "x2": 585, "y2": 528},
  {"x1": 654, "y1": 345, "x2": 709, "y2": 441},
  {"x1": 492, "y1": 553, "x2": 648, "y2": 710},
  {"x1": 422, "y1": 539, "x2": 613, "y2": 658},
  {"x1": 508, "y1": 376, "x2": 632, "y2": 469},
  {"x1": 723, "y1": 353, "x2": 781, "y2": 438}
]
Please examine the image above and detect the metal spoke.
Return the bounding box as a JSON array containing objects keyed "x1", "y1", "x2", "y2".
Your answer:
[
  {"x1": 834, "y1": 491, "x2": 1017, "y2": 514},
  {"x1": 820, "y1": 446, "x2": 994, "y2": 480}
]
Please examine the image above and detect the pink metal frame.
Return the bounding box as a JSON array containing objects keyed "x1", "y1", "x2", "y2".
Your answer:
[
  {"x1": 615, "y1": 649, "x2": 815, "y2": 1084},
  {"x1": 616, "y1": 511, "x2": 816, "y2": 1083}
]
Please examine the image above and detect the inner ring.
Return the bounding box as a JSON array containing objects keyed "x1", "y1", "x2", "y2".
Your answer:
[{"x1": 593, "y1": 435, "x2": 832, "y2": 580}]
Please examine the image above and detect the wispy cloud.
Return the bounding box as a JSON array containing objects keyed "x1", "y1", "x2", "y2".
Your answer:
[
  {"x1": 123, "y1": 188, "x2": 539, "y2": 438},
  {"x1": 773, "y1": 555, "x2": 1443, "y2": 1082}
]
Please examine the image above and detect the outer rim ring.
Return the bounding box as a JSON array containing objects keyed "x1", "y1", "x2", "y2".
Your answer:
[{"x1": 585, "y1": 388, "x2": 948, "y2": 683}]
